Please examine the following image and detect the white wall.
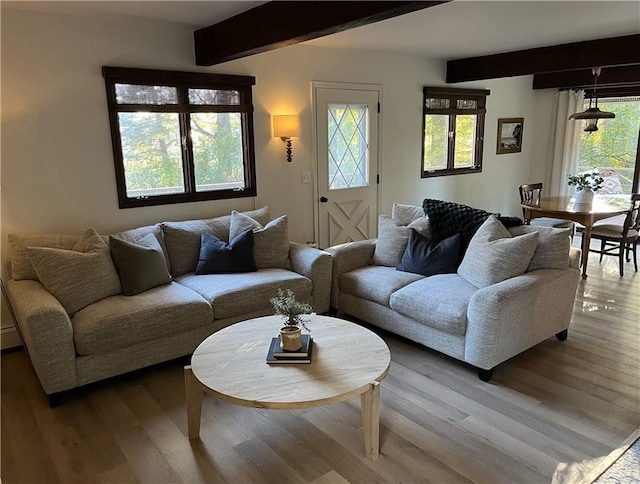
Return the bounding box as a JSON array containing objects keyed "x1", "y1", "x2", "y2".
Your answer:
[{"x1": 1, "y1": 7, "x2": 554, "y2": 342}]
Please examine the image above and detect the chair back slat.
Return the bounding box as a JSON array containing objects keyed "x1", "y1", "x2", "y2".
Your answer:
[{"x1": 518, "y1": 183, "x2": 543, "y2": 218}]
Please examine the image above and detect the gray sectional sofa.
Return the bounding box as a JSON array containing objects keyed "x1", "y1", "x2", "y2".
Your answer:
[
  {"x1": 5, "y1": 206, "x2": 332, "y2": 403},
  {"x1": 326, "y1": 202, "x2": 581, "y2": 380}
]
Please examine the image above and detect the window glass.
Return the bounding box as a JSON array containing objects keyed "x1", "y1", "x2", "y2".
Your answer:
[
  {"x1": 578, "y1": 97, "x2": 640, "y2": 195},
  {"x1": 115, "y1": 84, "x2": 177, "y2": 104},
  {"x1": 423, "y1": 114, "x2": 448, "y2": 171},
  {"x1": 188, "y1": 89, "x2": 240, "y2": 105},
  {"x1": 191, "y1": 112, "x2": 245, "y2": 192},
  {"x1": 454, "y1": 115, "x2": 476, "y2": 168},
  {"x1": 118, "y1": 112, "x2": 184, "y2": 197}
]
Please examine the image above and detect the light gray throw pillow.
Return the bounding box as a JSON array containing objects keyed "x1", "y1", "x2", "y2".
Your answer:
[
  {"x1": 392, "y1": 203, "x2": 425, "y2": 226},
  {"x1": 27, "y1": 228, "x2": 122, "y2": 316},
  {"x1": 229, "y1": 211, "x2": 291, "y2": 270},
  {"x1": 109, "y1": 233, "x2": 172, "y2": 296},
  {"x1": 509, "y1": 225, "x2": 571, "y2": 271},
  {"x1": 371, "y1": 215, "x2": 411, "y2": 267},
  {"x1": 458, "y1": 216, "x2": 539, "y2": 288}
]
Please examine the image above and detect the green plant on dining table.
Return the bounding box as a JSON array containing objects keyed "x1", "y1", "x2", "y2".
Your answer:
[
  {"x1": 567, "y1": 169, "x2": 605, "y2": 192},
  {"x1": 270, "y1": 288, "x2": 312, "y2": 330}
]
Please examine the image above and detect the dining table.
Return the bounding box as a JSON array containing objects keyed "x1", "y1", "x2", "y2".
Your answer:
[{"x1": 520, "y1": 195, "x2": 629, "y2": 279}]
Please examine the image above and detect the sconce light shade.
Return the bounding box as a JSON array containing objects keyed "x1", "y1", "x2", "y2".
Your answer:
[
  {"x1": 273, "y1": 115, "x2": 300, "y2": 162},
  {"x1": 273, "y1": 115, "x2": 300, "y2": 139}
]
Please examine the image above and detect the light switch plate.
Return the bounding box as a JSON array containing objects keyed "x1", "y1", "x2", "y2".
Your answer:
[{"x1": 301, "y1": 171, "x2": 311, "y2": 184}]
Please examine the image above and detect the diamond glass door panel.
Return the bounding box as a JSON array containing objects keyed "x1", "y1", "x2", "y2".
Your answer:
[
  {"x1": 328, "y1": 104, "x2": 369, "y2": 190},
  {"x1": 315, "y1": 87, "x2": 379, "y2": 249}
]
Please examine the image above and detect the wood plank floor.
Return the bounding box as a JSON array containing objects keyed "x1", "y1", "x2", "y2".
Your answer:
[{"x1": 2, "y1": 250, "x2": 639, "y2": 483}]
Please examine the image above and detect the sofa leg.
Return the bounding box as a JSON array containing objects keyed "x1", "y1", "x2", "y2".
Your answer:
[
  {"x1": 477, "y1": 368, "x2": 493, "y2": 382},
  {"x1": 48, "y1": 392, "x2": 64, "y2": 408},
  {"x1": 556, "y1": 329, "x2": 568, "y2": 341}
]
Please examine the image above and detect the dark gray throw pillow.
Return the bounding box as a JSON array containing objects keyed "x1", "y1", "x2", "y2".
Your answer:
[
  {"x1": 195, "y1": 230, "x2": 256, "y2": 275},
  {"x1": 109, "y1": 233, "x2": 172, "y2": 296},
  {"x1": 397, "y1": 231, "x2": 461, "y2": 277}
]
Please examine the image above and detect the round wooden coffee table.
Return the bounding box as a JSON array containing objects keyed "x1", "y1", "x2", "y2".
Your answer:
[{"x1": 185, "y1": 315, "x2": 391, "y2": 460}]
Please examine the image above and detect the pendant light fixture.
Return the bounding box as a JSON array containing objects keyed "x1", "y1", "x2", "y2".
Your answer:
[{"x1": 569, "y1": 67, "x2": 615, "y2": 132}]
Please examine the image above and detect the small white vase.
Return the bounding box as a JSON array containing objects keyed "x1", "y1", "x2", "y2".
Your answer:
[{"x1": 575, "y1": 188, "x2": 594, "y2": 204}]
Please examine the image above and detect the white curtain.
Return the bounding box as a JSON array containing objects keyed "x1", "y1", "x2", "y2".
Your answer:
[{"x1": 548, "y1": 90, "x2": 584, "y2": 196}]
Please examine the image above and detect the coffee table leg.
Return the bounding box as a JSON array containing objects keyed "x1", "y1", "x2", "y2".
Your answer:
[
  {"x1": 184, "y1": 365, "x2": 203, "y2": 440},
  {"x1": 361, "y1": 381, "x2": 381, "y2": 460}
]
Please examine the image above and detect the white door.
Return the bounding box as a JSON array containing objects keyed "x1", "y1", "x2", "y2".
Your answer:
[{"x1": 313, "y1": 84, "x2": 380, "y2": 249}]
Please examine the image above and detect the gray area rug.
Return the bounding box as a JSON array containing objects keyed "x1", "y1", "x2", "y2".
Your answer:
[{"x1": 595, "y1": 437, "x2": 640, "y2": 483}]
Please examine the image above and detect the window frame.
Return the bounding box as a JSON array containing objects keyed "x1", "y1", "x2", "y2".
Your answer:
[
  {"x1": 421, "y1": 86, "x2": 490, "y2": 178},
  {"x1": 103, "y1": 66, "x2": 257, "y2": 209}
]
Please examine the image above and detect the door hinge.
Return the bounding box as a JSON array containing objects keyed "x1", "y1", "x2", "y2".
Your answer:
[
  {"x1": 377, "y1": 174, "x2": 380, "y2": 184},
  {"x1": 377, "y1": 102, "x2": 381, "y2": 113}
]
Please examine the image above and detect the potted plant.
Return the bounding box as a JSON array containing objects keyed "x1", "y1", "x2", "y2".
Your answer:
[
  {"x1": 567, "y1": 169, "x2": 604, "y2": 204},
  {"x1": 270, "y1": 288, "x2": 313, "y2": 351}
]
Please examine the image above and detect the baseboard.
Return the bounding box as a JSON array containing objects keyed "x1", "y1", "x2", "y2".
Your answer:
[{"x1": 1, "y1": 326, "x2": 22, "y2": 350}]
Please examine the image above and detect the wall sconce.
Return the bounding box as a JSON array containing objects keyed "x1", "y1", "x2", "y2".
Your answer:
[{"x1": 273, "y1": 114, "x2": 300, "y2": 162}]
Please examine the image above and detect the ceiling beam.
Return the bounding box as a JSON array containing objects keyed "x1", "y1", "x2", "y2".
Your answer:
[
  {"x1": 194, "y1": 1, "x2": 449, "y2": 66},
  {"x1": 446, "y1": 34, "x2": 640, "y2": 83},
  {"x1": 532, "y1": 65, "x2": 640, "y2": 90}
]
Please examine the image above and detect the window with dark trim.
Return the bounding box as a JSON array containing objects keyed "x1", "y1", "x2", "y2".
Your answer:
[
  {"x1": 103, "y1": 67, "x2": 257, "y2": 208},
  {"x1": 421, "y1": 87, "x2": 490, "y2": 178}
]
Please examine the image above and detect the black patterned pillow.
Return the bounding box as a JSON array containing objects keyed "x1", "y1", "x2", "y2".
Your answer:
[{"x1": 422, "y1": 199, "x2": 494, "y2": 255}]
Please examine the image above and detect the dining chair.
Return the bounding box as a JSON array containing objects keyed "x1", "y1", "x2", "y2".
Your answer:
[
  {"x1": 588, "y1": 193, "x2": 640, "y2": 276},
  {"x1": 518, "y1": 183, "x2": 575, "y2": 231}
]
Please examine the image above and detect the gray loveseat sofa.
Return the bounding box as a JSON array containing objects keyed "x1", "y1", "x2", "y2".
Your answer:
[
  {"x1": 326, "y1": 202, "x2": 581, "y2": 381},
  {"x1": 6, "y1": 206, "x2": 332, "y2": 404}
]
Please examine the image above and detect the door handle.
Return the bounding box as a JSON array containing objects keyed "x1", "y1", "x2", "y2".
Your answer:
[{"x1": 320, "y1": 196, "x2": 328, "y2": 203}]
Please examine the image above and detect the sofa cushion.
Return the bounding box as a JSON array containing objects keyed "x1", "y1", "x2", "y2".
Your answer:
[
  {"x1": 397, "y1": 231, "x2": 461, "y2": 277},
  {"x1": 392, "y1": 203, "x2": 424, "y2": 226},
  {"x1": 176, "y1": 269, "x2": 312, "y2": 320},
  {"x1": 9, "y1": 233, "x2": 78, "y2": 280},
  {"x1": 27, "y1": 229, "x2": 122, "y2": 317},
  {"x1": 109, "y1": 233, "x2": 172, "y2": 296},
  {"x1": 390, "y1": 274, "x2": 478, "y2": 336},
  {"x1": 340, "y1": 265, "x2": 423, "y2": 306},
  {"x1": 162, "y1": 206, "x2": 270, "y2": 277},
  {"x1": 458, "y1": 216, "x2": 539, "y2": 288},
  {"x1": 72, "y1": 282, "x2": 212, "y2": 355},
  {"x1": 509, "y1": 225, "x2": 571, "y2": 271},
  {"x1": 422, "y1": 198, "x2": 493, "y2": 253},
  {"x1": 195, "y1": 230, "x2": 256, "y2": 274},
  {"x1": 228, "y1": 212, "x2": 291, "y2": 270}
]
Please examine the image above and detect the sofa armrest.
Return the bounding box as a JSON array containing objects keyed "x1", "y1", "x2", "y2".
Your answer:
[
  {"x1": 324, "y1": 239, "x2": 376, "y2": 310},
  {"x1": 5, "y1": 279, "x2": 78, "y2": 395},
  {"x1": 465, "y1": 266, "x2": 580, "y2": 370},
  {"x1": 289, "y1": 243, "x2": 332, "y2": 314}
]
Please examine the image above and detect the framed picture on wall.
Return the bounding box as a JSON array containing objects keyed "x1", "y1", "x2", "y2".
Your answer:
[{"x1": 497, "y1": 118, "x2": 524, "y2": 154}]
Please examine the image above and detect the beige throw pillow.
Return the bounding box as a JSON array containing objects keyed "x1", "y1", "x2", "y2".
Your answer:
[
  {"x1": 458, "y1": 216, "x2": 539, "y2": 288},
  {"x1": 27, "y1": 228, "x2": 122, "y2": 316},
  {"x1": 228, "y1": 212, "x2": 291, "y2": 270},
  {"x1": 8, "y1": 233, "x2": 78, "y2": 280}
]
